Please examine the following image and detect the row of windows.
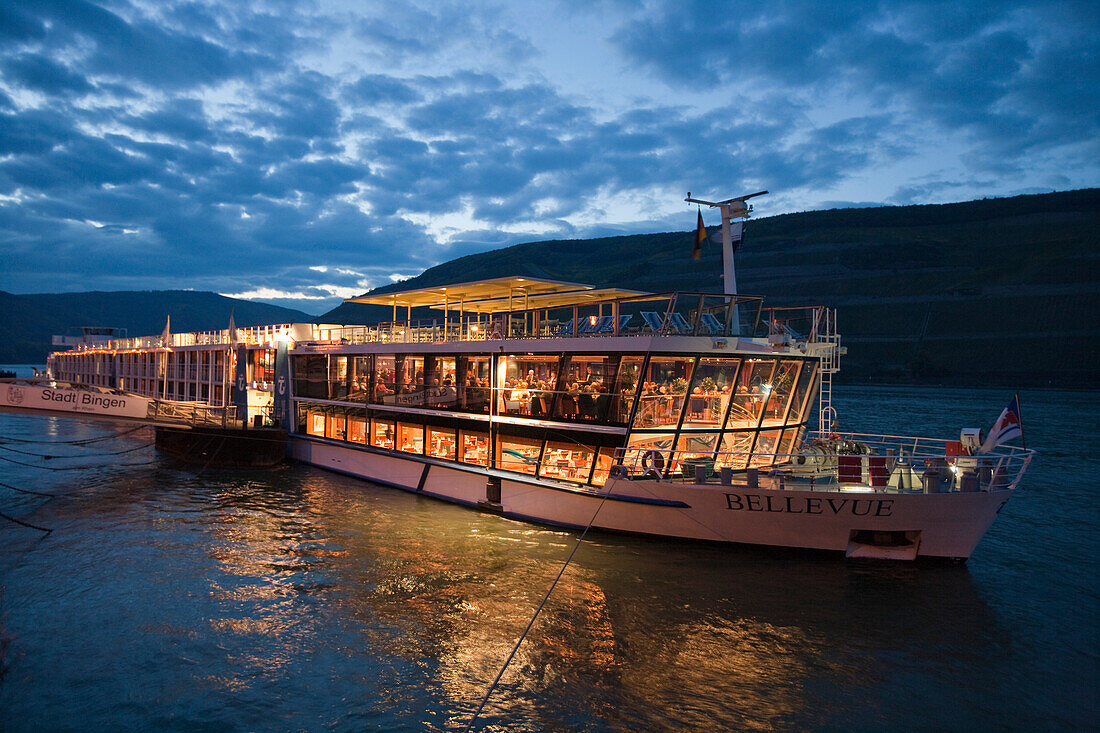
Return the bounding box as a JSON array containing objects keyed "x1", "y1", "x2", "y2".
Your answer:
[
  {"x1": 299, "y1": 406, "x2": 616, "y2": 486},
  {"x1": 293, "y1": 352, "x2": 818, "y2": 433}
]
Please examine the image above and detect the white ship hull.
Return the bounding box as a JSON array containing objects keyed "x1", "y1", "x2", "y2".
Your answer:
[{"x1": 291, "y1": 436, "x2": 1010, "y2": 561}]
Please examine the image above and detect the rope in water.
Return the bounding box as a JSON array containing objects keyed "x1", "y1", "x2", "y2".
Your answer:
[
  {"x1": 0, "y1": 509, "x2": 52, "y2": 533},
  {"x1": 0, "y1": 441, "x2": 153, "y2": 459},
  {"x1": 0, "y1": 453, "x2": 157, "y2": 471},
  {"x1": 0, "y1": 480, "x2": 57, "y2": 498},
  {"x1": 0, "y1": 425, "x2": 147, "y2": 445},
  {"x1": 464, "y1": 485, "x2": 616, "y2": 731}
]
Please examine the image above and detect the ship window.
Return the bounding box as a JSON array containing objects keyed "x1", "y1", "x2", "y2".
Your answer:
[
  {"x1": 634, "y1": 357, "x2": 696, "y2": 430},
  {"x1": 459, "y1": 430, "x2": 488, "y2": 466},
  {"x1": 591, "y1": 447, "x2": 616, "y2": 486},
  {"x1": 294, "y1": 355, "x2": 327, "y2": 399},
  {"x1": 427, "y1": 427, "x2": 456, "y2": 460},
  {"x1": 609, "y1": 356, "x2": 644, "y2": 424},
  {"x1": 458, "y1": 356, "x2": 491, "y2": 414},
  {"x1": 556, "y1": 355, "x2": 616, "y2": 422},
  {"x1": 397, "y1": 356, "x2": 424, "y2": 399},
  {"x1": 349, "y1": 356, "x2": 371, "y2": 401},
  {"x1": 676, "y1": 432, "x2": 720, "y2": 460},
  {"x1": 424, "y1": 357, "x2": 458, "y2": 409},
  {"x1": 540, "y1": 441, "x2": 595, "y2": 483},
  {"x1": 777, "y1": 427, "x2": 801, "y2": 462},
  {"x1": 371, "y1": 418, "x2": 395, "y2": 449},
  {"x1": 307, "y1": 410, "x2": 326, "y2": 437},
  {"x1": 717, "y1": 430, "x2": 755, "y2": 470},
  {"x1": 761, "y1": 360, "x2": 802, "y2": 427},
  {"x1": 748, "y1": 429, "x2": 782, "y2": 468},
  {"x1": 348, "y1": 416, "x2": 367, "y2": 444},
  {"x1": 328, "y1": 356, "x2": 348, "y2": 400},
  {"x1": 623, "y1": 433, "x2": 676, "y2": 475},
  {"x1": 685, "y1": 358, "x2": 740, "y2": 429},
  {"x1": 501, "y1": 355, "x2": 560, "y2": 417},
  {"x1": 396, "y1": 422, "x2": 423, "y2": 454},
  {"x1": 726, "y1": 359, "x2": 776, "y2": 428},
  {"x1": 326, "y1": 414, "x2": 347, "y2": 440},
  {"x1": 788, "y1": 361, "x2": 817, "y2": 425},
  {"x1": 498, "y1": 435, "x2": 541, "y2": 476},
  {"x1": 373, "y1": 355, "x2": 396, "y2": 405}
]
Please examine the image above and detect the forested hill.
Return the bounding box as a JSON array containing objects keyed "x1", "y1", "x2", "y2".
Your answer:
[
  {"x1": 0, "y1": 290, "x2": 311, "y2": 364},
  {"x1": 323, "y1": 189, "x2": 1099, "y2": 387}
]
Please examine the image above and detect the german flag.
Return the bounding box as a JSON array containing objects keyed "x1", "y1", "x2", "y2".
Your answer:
[{"x1": 692, "y1": 208, "x2": 706, "y2": 260}]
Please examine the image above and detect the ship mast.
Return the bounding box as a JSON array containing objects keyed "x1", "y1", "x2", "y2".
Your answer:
[{"x1": 684, "y1": 190, "x2": 767, "y2": 295}]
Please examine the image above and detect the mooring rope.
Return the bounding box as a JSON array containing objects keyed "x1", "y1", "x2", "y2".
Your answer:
[
  {"x1": 0, "y1": 425, "x2": 147, "y2": 445},
  {"x1": 0, "y1": 509, "x2": 52, "y2": 533},
  {"x1": 0, "y1": 453, "x2": 157, "y2": 471},
  {"x1": 0, "y1": 441, "x2": 153, "y2": 459},
  {"x1": 0, "y1": 480, "x2": 57, "y2": 498},
  {"x1": 465, "y1": 485, "x2": 617, "y2": 731}
]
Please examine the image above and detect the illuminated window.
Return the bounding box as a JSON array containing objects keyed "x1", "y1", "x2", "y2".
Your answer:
[
  {"x1": 348, "y1": 417, "x2": 367, "y2": 444},
  {"x1": 326, "y1": 414, "x2": 346, "y2": 440},
  {"x1": 591, "y1": 447, "x2": 617, "y2": 486},
  {"x1": 427, "y1": 426, "x2": 456, "y2": 460},
  {"x1": 396, "y1": 422, "x2": 423, "y2": 454},
  {"x1": 459, "y1": 430, "x2": 488, "y2": 466},
  {"x1": 307, "y1": 411, "x2": 326, "y2": 437},
  {"x1": 371, "y1": 418, "x2": 395, "y2": 449},
  {"x1": 498, "y1": 435, "x2": 541, "y2": 475},
  {"x1": 540, "y1": 441, "x2": 595, "y2": 483}
]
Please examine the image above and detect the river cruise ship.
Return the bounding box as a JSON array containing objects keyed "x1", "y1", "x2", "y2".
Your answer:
[{"x1": 46, "y1": 274, "x2": 1032, "y2": 561}]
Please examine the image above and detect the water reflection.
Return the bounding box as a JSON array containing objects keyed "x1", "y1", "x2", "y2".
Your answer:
[{"x1": 1, "y1": 389, "x2": 1091, "y2": 731}]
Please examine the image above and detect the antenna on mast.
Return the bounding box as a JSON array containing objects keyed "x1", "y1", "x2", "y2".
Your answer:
[{"x1": 684, "y1": 190, "x2": 767, "y2": 296}]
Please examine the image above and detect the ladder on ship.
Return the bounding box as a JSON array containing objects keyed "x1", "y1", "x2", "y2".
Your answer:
[{"x1": 815, "y1": 307, "x2": 841, "y2": 433}]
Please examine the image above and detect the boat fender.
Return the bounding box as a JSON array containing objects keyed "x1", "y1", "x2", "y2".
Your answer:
[{"x1": 641, "y1": 449, "x2": 665, "y2": 478}]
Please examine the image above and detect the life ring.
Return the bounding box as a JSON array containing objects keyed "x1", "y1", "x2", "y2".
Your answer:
[{"x1": 641, "y1": 449, "x2": 666, "y2": 478}]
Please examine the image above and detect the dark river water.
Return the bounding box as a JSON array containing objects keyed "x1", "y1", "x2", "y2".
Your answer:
[{"x1": 0, "y1": 385, "x2": 1096, "y2": 731}]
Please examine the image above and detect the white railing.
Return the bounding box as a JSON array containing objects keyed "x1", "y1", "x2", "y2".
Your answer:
[{"x1": 614, "y1": 432, "x2": 1034, "y2": 493}]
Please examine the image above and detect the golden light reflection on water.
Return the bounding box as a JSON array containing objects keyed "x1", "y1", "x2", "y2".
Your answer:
[{"x1": 167, "y1": 470, "x2": 987, "y2": 730}]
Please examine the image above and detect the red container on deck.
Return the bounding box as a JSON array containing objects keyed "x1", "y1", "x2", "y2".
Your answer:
[{"x1": 945, "y1": 440, "x2": 966, "y2": 457}]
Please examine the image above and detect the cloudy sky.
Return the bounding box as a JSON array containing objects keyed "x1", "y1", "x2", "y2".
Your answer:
[{"x1": 1, "y1": 0, "x2": 1096, "y2": 313}]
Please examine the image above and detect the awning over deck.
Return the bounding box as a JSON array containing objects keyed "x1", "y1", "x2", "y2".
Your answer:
[{"x1": 344, "y1": 276, "x2": 650, "y2": 314}]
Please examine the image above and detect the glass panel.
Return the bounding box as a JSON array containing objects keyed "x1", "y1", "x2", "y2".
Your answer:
[
  {"x1": 459, "y1": 430, "x2": 488, "y2": 466},
  {"x1": 371, "y1": 418, "x2": 395, "y2": 449},
  {"x1": 684, "y1": 358, "x2": 740, "y2": 429},
  {"x1": 424, "y1": 357, "x2": 458, "y2": 409},
  {"x1": 294, "y1": 355, "x2": 327, "y2": 399},
  {"x1": 306, "y1": 411, "x2": 326, "y2": 437},
  {"x1": 502, "y1": 354, "x2": 560, "y2": 417},
  {"x1": 372, "y1": 355, "x2": 396, "y2": 405},
  {"x1": 623, "y1": 432, "x2": 676, "y2": 475},
  {"x1": 761, "y1": 360, "x2": 801, "y2": 427},
  {"x1": 788, "y1": 361, "x2": 818, "y2": 425},
  {"x1": 557, "y1": 355, "x2": 617, "y2": 423},
  {"x1": 396, "y1": 422, "x2": 423, "y2": 454},
  {"x1": 459, "y1": 356, "x2": 491, "y2": 414},
  {"x1": 610, "y1": 356, "x2": 644, "y2": 424},
  {"x1": 777, "y1": 428, "x2": 800, "y2": 463},
  {"x1": 591, "y1": 447, "x2": 616, "y2": 486},
  {"x1": 717, "y1": 431, "x2": 755, "y2": 470},
  {"x1": 349, "y1": 356, "x2": 371, "y2": 400},
  {"x1": 675, "y1": 433, "x2": 721, "y2": 478},
  {"x1": 540, "y1": 441, "x2": 595, "y2": 483},
  {"x1": 727, "y1": 359, "x2": 776, "y2": 428},
  {"x1": 396, "y1": 356, "x2": 425, "y2": 406},
  {"x1": 348, "y1": 417, "x2": 367, "y2": 444},
  {"x1": 498, "y1": 435, "x2": 541, "y2": 475},
  {"x1": 749, "y1": 430, "x2": 782, "y2": 468},
  {"x1": 326, "y1": 414, "x2": 346, "y2": 440},
  {"x1": 328, "y1": 356, "x2": 348, "y2": 400},
  {"x1": 427, "y1": 426, "x2": 456, "y2": 460},
  {"x1": 634, "y1": 356, "x2": 696, "y2": 430}
]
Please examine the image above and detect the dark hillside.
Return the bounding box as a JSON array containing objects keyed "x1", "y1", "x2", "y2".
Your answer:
[
  {"x1": 0, "y1": 290, "x2": 311, "y2": 363},
  {"x1": 325, "y1": 189, "x2": 1099, "y2": 387}
]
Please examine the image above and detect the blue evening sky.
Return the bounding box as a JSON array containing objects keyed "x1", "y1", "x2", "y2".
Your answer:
[{"x1": 1, "y1": 0, "x2": 1096, "y2": 313}]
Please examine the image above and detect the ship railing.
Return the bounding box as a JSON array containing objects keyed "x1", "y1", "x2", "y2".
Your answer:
[
  {"x1": 612, "y1": 435, "x2": 1033, "y2": 493},
  {"x1": 149, "y1": 398, "x2": 237, "y2": 427},
  {"x1": 309, "y1": 293, "x2": 775, "y2": 344}
]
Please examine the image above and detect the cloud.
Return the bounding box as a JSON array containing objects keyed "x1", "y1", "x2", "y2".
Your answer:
[{"x1": 0, "y1": 0, "x2": 1094, "y2": 317}]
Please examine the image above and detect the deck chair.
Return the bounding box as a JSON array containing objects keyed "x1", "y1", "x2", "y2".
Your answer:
[
  {"x1": 640, "y1": 311, "x2": 665, "y2": 332},
  {"x1": 669, "y1": 313, "x2": 691, "y2": 333},
  {"x1": 700, "y1": 313, "x2": 724, "y2": 334},
  {"x1": 617, "y1": 313, "x2": 633, "y2": 333},
  {"x1": 595, "y1": 315, "x2": 615, "y2": 333}
]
